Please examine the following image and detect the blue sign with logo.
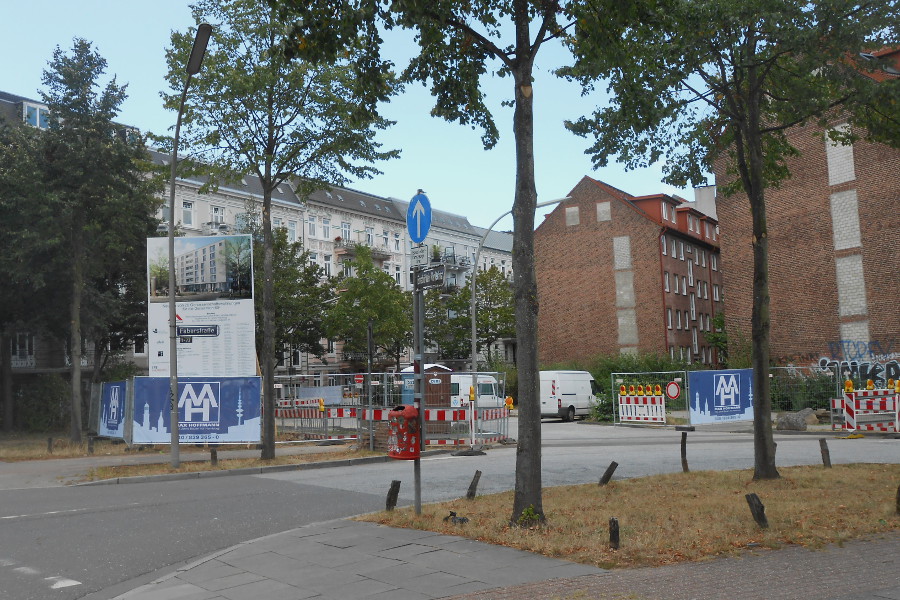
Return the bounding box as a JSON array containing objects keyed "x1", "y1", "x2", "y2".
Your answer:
[
  {"x1": 132, "y1": 376, "x2": 261, "y2": 443},
  {"x1": 406, "y1": 192, "x2": 432, "y2": 244},
  {"x1": 687, "y1": 369, "x2": 755, "y2": 424},
  {"x1": 99, "y1": 381, "x2": 127, "y2": 439}
]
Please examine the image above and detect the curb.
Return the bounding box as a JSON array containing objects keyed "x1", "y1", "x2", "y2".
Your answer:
[{"x1": 74, "y1": 449, "x2": 453, "y2": 487}]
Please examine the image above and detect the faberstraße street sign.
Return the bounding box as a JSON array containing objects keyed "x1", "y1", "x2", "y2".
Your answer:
[{"x1": 415, "y1": 264, "x2": 445, "y2": 289}]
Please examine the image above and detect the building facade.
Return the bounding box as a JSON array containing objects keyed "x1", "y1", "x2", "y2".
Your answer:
[
  {"x1": 713, "y1": 118, "x2": 900, "y2": 368},
  {"x1": 535, "y1": 177, "x2": 723, "y2": 366}
]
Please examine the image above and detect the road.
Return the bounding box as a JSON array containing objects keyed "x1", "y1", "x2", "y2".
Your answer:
[{"x1": 0, "y1": 420, "x2": 896, "y2": 599}]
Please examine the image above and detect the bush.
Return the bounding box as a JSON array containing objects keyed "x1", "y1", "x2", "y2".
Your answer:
[{"x1": 14, "y1": 374, "x2": 70, "y2": 432}]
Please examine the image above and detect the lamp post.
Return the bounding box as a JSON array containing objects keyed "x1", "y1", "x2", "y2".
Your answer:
[
  {"x1": 469, "y1": 197, "x2": 570, "y2": 442},
  {"x1": 167, "y1": 23, "x2": 212, "y2": 468}
]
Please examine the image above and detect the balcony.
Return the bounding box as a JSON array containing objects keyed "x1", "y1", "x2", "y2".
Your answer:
[{"x1": 332, "y1": 238, "x2": 392, "y2": 261}]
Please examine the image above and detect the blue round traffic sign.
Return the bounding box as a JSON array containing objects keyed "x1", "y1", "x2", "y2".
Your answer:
[{"x1": 407, "y1": 192, "x2": 432, "y2": 244}]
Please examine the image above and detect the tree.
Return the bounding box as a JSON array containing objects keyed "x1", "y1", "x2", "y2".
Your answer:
[
  {"x1": 0, "y1": 122, "x2": 57, "y2": 431},
  {"x1": 325, "y1": 246, "x2": 410, "y2": 371},
  {"x1": 271, "y1": 0, "x2": 577, "y2": 524},
  {"x1": 251, "y1": 227, "x2": 333, "y2": 363},
  {"x1": 163, "y1": 0, "x2": 397, "y2": 459},
  {"x1": 39, "y1": 39, "x2": 160, "y2": 442},
  {"x1": 566, "y1": 0, "x2": 898, "y2": 479}
]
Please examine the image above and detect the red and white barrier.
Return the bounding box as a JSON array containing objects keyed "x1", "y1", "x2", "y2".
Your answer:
[
  {"x1": 618, "y1": 395, "x2": 667, "y2": 423},
  {"x1": 841, "y1": 390, "x2": 898, "y2": 432}
]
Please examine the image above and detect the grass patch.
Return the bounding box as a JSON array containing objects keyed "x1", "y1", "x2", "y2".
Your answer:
[
  {"x1": 81, "y1": 447, "x2": 382, "y2": 481},
  {"x1": 358, "y1": 464, "x2": 900, "y2": 568}
]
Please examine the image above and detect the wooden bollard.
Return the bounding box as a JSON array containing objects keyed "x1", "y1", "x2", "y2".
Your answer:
[
  {"x1": 745, "y1": 493, "x2": 769, "y2": 528},
  {"x1": 47, "y1": 437, "x2": 53, "y2": 454},
  {"x1": 609, "y1": 517, "x2": 620, "y2": 550},
  {"x1": 210, "y1": 448, "x2": 218, "y2": 467},
  {"x1": 681, "y1": 431, "x2": 689, "y2": 473},
  {"x1": 599, "y1": 461, "x2": 618, "y2": 486},
  {"x1": 819, "y1": 438, "x2": 831, "y2": 468},
  {"x1": 466, "y1": 470, "x2": 482, "y2": 500},
  {"x1": 386, "y1": 480, "x2": 401, "y2": 511}
]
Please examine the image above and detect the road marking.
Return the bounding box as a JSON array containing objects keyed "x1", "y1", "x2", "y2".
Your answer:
[
  {"x1": 46, "y1": 576, "x2": 82, "y2": 589},
  {"x1": 1, "y1": 502, "x2": 140, "y2": 520}
]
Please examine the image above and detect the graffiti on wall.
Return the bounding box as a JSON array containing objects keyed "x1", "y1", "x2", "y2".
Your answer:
[
  {"x1": 817, "y1": 357, "x2": 900, "y2": 388},
  {"x1": 826, "y1": 339, "x2": 898, "y2": 362}
]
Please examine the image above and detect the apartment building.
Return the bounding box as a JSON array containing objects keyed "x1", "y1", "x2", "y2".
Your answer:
[
  {"x1": 2, "y1": 89, "x2": 514, "y2": 379},
  {"x1": 535, "y1": 177, "x2": 723, "y2": 366}
]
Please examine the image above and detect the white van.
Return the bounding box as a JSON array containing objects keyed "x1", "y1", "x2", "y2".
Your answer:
[
  {"x1": 450, "y1": 374, "x2": 503, "y2": 408},
  {"x1": 540, "y1": 370, "x2": 600, "y2": 421}
]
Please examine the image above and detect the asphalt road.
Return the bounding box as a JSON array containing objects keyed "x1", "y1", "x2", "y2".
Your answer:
[{"x1": 0, "y1": 420, "x2": 896, "y2": 600}]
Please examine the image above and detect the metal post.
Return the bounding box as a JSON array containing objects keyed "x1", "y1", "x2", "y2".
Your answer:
[{"x1": 412, "y1": 282, "x2": 425, "y2": 515}]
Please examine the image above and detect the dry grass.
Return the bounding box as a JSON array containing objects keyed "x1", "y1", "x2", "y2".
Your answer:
[
  {"x1": 358, "y1": 464, "x2": 900, "y2": 569},
  {"x1": 81, "y1": 446, "x2": 382, "y2": 481}
]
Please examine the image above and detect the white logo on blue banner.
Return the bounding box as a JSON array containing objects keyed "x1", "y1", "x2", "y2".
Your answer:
[
  {"x1": 687, "y1": 369, "x2": 754, "y2": 424},
  {"x1": 99, "y1": 381, "x2": 127, "y2": 439},
  {"x1": 132, "y1": 376, "x2": 261, "y2": 443}
]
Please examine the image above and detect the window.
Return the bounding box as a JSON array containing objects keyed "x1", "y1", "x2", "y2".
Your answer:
[
  {"x1": 365, "y1": 226, "x2": 374, "y2": 245},
  {"x1": 713, "y1": 284, "x2": 720, "y2": 301},
  {"x1": 565, "y1": 206, "x2": 580, "y2": 226},
  {"x1": 24, "y1": 103, "x2": 50, "y2": 129},
  {"x1": 667, "y1": 308, "x2": 673, "y2": 329},
  {"x1": 341, "y1": 221, "x2": 351, "y2": 240},
  {"x1": 308, "y1": 217, "x2": 316, "y2": 237},
  {"x1": 661, "y1": 236, "x2": 667, "y2": 256},
  {"x1": 211, "y1": 205, "x2": 225, "y2": 224},
  {"x1": 664, "y1": 272, "x2": 670, "y2": 292},
  {"x1": 182, "y1": 201, "x2": 194, "y2": 227},
  {"x1": 711, "y1": 254, "x2": 718, "y2": 271},
  {"x1": 323, "y1": 254, "x2": 332, "y2": 276},
  {"x1": 322, "y1": 218, "x2": 330, "y2": 239},
  {"x1": 287, "y1": 220, "x2": 297, "y2": 242}
]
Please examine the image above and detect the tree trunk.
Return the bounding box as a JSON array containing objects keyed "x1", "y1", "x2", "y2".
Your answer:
[
  {"x1": 261, "y1": 182, "x2": 276, "y2": 460},
  {"x1": 745, "y1": 71, "x2": 779, "y2": 480},
  {"x1": 509, "y1": 0, "x2": 543, "y2": 524},
  {"x1": 69, "y1": 228, "x2": 84, "y2": 443},
  {"x1": 1, "y1": 329, "x2": 13, "y2": 432}
]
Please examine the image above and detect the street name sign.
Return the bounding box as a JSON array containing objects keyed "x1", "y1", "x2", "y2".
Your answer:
[{"x1": 415, "y1": 264, "x2": 445, "y2": 289}]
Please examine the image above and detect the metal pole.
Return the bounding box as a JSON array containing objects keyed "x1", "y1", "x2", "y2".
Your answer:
[
  {"x1": 166, "y1": 23, "x2": 212, "y2": 470},
  {"x1": 412, "y1": 281, "x2": 424, "y2": 515}
]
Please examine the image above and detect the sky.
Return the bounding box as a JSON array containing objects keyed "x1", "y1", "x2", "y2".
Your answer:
[{"x1": 2, "y1": 0, "x2": 703, "y2": 231}]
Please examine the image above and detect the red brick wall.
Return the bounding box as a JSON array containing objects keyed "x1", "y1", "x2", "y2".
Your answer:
[{"x1": 714, "y1": 120, "x2": 900, "y2": 364}]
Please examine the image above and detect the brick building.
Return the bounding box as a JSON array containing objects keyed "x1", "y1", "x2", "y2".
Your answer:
[
  {"x1": 714, "y1": 116, "x2": 900, "y2": 367},
  {"x1": 535, "y1": 177, "x2": 723, "y2": 366}
]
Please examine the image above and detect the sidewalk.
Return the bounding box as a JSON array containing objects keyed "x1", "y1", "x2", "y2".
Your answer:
[{"x1": 5, "y1": 444, "x2": 900, "y2": 600}]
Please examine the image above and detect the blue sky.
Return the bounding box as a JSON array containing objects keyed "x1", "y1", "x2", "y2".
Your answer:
[{"x1": 3, "y1": 0, "x2": 700, "y2": 230}]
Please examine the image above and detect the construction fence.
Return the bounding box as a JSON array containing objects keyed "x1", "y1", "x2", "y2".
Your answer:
[{"x1": 274, "y1": 372, "x2": 510, "y2": 449}]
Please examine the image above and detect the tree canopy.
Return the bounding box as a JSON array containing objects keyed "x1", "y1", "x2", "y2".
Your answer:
[
  {"x1": 566, "y1": 0, "x2": 899, "y2": 478},
  {"x1": 164, "y1": 0, "x2": 398, "y2": 458}
]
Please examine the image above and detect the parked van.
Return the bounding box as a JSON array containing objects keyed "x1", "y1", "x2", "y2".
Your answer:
[
  {"x1": 540, "y1": 370, "x2": 600, "y2": 421},
  {"x1": 450, "y1": 374, "x2": 503, "y2": 408}
]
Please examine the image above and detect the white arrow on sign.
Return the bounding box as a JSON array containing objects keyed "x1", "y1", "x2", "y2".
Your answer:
[{"x1": 411, "y1": 199, "x2": 426, "y2": 238}]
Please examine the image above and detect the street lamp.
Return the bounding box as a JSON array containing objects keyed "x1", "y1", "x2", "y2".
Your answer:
[
  {"x1": 469, "y1": 198, "x2": 570, "y2": 434},
  {"x1": 168, "y1": 23, "x2": 212, "y2": 468}
]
